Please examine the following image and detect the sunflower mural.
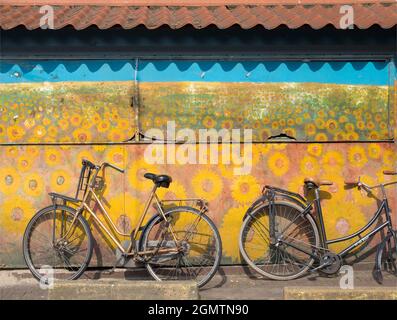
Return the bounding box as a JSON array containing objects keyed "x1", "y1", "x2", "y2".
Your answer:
[
  {"x1": 139, "y1": 82, "x2": 391, "y2": 142},
  {"x1": 0, "y1": 82, "x2": 135, "y2": 144},
  {"x1": 0, "y1": 60, "x2": 396, "y2": 268}
]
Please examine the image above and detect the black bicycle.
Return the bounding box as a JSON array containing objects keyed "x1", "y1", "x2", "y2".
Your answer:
[{"x1": 239, "y1": 171, "x2": 397, "y2": 282}]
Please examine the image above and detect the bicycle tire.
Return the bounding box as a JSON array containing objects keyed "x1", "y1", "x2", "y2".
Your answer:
[
  {"x1": 23, "y1": 205, "x2": 93, "y2": 282},
  {"x1": 239, "y1": 200, "x2": 320, "y2": 280},
  {"x1": 139, "y1": 206, "x2": 222, "y2": 288}
]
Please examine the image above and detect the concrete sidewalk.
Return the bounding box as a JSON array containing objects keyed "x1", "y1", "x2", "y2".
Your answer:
[{"x1": 0, "y1": 266, "x2": 396, "y2": 300}]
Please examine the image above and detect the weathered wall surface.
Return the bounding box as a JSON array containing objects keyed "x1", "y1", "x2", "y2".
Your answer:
[
  {"x1": 0, "y1": 59, "x2": 395, "y2": 267},
  {"x1": 0, "y1": 143, "x2": 396, "y2": 267}
]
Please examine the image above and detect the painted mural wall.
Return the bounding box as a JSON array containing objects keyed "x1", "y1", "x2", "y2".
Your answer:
[{"x1": 0, "y1": 59, "x2": 396, "y2": 267}]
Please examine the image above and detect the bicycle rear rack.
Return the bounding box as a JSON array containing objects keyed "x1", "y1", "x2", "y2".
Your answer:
[
  {"x1": 159, "y1": 198, "x2": 208, "y2": 214},
  {"x1": 264, "y1": 185, "x2": 307, "y2": 204}
]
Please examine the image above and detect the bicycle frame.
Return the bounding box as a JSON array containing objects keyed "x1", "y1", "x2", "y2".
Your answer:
[
  {"x1": 57, "y1": 163, "x2": 182, "y2": 258},
  {"x1": 315, "y1": 189, "x2": 393, "y2": 258},
  {"x1": 270, "y1": 181, "x2": 397, "y2": 259},
  {"x1": 279, "y1": 182, "x2": 396, "y2": 261}
]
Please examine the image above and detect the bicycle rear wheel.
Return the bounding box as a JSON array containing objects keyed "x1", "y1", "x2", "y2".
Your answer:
[
  {"x1": 239, "y1": 201, "x2": 320, "y2": 280},
  {"x1": 23, "y1": 205, "x2": 93, "y2": 283},
  {"x1": 139, "y1": 206, "x2": 222, "y2": 288}
]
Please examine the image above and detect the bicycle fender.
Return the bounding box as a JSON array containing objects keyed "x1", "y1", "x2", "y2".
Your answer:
[
  {"x1": 373, "y1": 232, "x2": 396, "y2": 284},
  {"x1": 137, "y1": 206, "x2": 200, "y2": 251},
  {"x1": 373, "y1": 233, "x2": 390, "y2": 284},
  {"x1": 242, "y1": 193, "x2": 307, "y2": 221},
  {"x1": 242, "y1": 195, "x2": 269, "y2": 221}
]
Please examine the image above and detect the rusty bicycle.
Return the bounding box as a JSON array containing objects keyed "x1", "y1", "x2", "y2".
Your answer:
[
  {"x1": 23, "y1": 159, "x2": 222, "y2": 288},
  {"x1": 239, "y1": 171, "x2": 397, "y2": 282}
]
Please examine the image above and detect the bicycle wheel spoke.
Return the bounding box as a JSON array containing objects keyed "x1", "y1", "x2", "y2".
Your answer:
[
  {"x1": 142, "y1": 208, "x2": 221, "y2": 287},
  {"x1": 24, "y1": 207, "x2": 92, "y2": 282},
  {"x1": 240, "y1": 202, "x2": 318, "y2": 279}
]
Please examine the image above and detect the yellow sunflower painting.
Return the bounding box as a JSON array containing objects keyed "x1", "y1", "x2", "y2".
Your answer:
[
  {"x1": 97, "y1": 120, "x2": 110, "y2": 133},
  {"x1": 33, "y1": 125, "x2": 47, "y2": 140},
  {"x1": 230, "y1": 175, "x2": 261, "y2": 205},
  {"x1": 50, "y1": 169, "x2": 72, "y2": 194},
  {"x1": 23, "y1": 173, "x2": 45, "y2": 198},
  {"x1": 7, "y1": 125, "x2": 25, "y2": 142},
  {"x1": 108, "y1": 128, "x2": 127, "y2": 142},
  {"x1": 267, "y1": 152, "x2": 290, "y2": 177},
  {"x1": 44, "y1": 147, "x2": 63, "y2": 167},
  {"x1": 272, "y1": 143, "x2": 287, "y2": 151},
  {"x1": 127, "y1": 158, "x2": 157, "y2": 192},
  {"x1": 69, "y1": 113, "x2": 83, "y2": 127},
  {"x1": 75, "y1": 150, "x2": 96, "y2": 168},
  {"x1": 299, "y1": 155, "x2": 320, "y2": 177},
  {"x1": 367, "y1": 144, "x2": 381, "y2": 160},
  {"x1": 104, "y1": 147, "x2": 126, "y2": 166},
  {"x1": 217, "y1": 163, "x2": 235, "y2": 179},
  {"x1": 314, "y1": 133, "x2": 328, "y2": 141},
  {"x1": 287, "y1": 175, "x2": 306, "y2": 196},
  {"x1": 218, "y1": 206, "x2": 247, "y2": 261},
  {"x1": 17, "y1": 155, "x2": 34, "y2": 172},
  {"x1": 93, "y1": 145, "x2": 107, "y2": 153},
  {"x1": 25, "y1": 146, "x2": 40, "y2": 160},
  {"x1": 0, "y1": 167, "x2": 21, "y2": 195},
  {"x1": 0, "y1": 196, "x2": 34, "y2": 234},
  {"x1": 320, "y1": 150, "x2": 344, "y2": 173},
  {"x1": 72, "y1": 128, "x2": 92, "y2": 143},
  {"x1": 323, "y1": 201, "x2": 368, "y2": 253},
  {"x1": 156, "y1": 180, "x2": 187, "y2": 200},
  {"x1": 191, "y1": 169, "x2": 223, "y2": 201},
  {"x1": 382, "y1": 149, "x2": 396, "y2": 167},
  {"x1": 305, "y1": 123, "x2": 316, "y2": 136},
  {"x1": 347, "y1": 146, "x2": 368, "y2": 168}
]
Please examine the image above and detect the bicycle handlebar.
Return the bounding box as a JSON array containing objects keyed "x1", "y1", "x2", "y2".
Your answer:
[
  {"x1": 103, "y1": 162, "x2": 124, "y2": 173},
  {"x1": 344, "y1": 176, "x2": 381, "y2": 192},
  {"x1": 82, "y1": 159, "x2": 124, "y2": 173}
]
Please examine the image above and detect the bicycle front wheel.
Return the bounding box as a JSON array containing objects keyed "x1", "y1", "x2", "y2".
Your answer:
[
  {"x1": 374, "y1": 230, "x2": 397, "y2": 283},
  {"x1": 139, "y1": 206, "x2": 222, "y2": 288},
  {"x1": 239, "y1": 201, "x2": 320, "y2": 280},
  {"x1": 23, "y1": 205, "x2": 93, "y2": 283}
]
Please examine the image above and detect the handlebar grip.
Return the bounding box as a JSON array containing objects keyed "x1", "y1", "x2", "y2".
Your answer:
[
  {"x1": 344, "y1": 181, "x2": 358, "y2": 186},
  {"x1": 105, "y1": 162, "x2": 125, "y2": 173},
  {"x1": 383, "y1": 170, "x2": 397, "y2": 175}
]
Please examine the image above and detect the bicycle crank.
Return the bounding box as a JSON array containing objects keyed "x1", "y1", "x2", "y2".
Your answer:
[{"x1": 318, "y1": 252, "x2": 342, "y2": 275}]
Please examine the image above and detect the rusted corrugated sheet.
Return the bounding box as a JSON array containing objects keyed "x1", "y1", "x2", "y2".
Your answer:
[{"x1": 0, "y1": 2, "x2": 396, "y2": 30}]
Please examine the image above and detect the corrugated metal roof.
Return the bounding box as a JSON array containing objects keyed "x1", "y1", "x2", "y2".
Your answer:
[{"x1": 0, "y1": 1, "x2": 396, "y2": 30}]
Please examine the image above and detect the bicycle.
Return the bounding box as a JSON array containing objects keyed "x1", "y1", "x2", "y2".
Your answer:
[
  {"x1": 239, "y1": 171, "x2": 397, "y2": 282},
  {"x1": 23, "y1": 159, "x2": 222, "y2": 288}
]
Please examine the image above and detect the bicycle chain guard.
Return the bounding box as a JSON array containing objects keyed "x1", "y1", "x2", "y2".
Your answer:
[{"x1": 319, "y1": 252, "x2": 342, "y2": 275}]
